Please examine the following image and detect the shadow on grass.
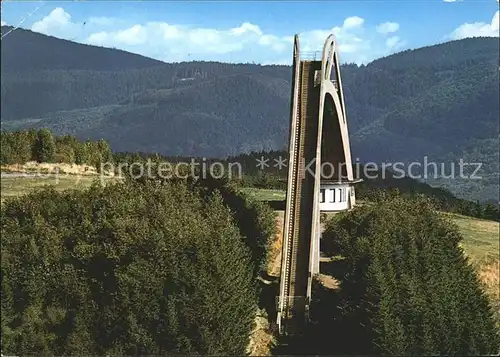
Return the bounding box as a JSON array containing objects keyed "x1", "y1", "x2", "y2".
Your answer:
[
  {"x1": 266, "y1": 200, "x2": 286, "y2": 211},
  {"x1": 258, "y1": 273, "x2": 280, "y2": 325}
]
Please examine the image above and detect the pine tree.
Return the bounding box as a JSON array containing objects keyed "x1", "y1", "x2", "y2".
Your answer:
[
  {"x1": 0, "y1": 131, "x2": 13, "y2": 164},
  {"x1": 1, "y1": 180, "x2": 259, "y2": 355},
  {"x1": 322, "y1": 196, "x2": 500, "y2": 355},
  {"x1": 33, "y1": 128, "x2": 56, "y2": 163}
]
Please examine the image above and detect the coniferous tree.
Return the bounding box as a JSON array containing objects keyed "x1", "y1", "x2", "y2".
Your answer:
[
  {"x1": 33, "y1": 128, "x2": 56, "y2": 163},
  {"x1": 54, "y1": 136, "x2": 76, "y2": 163},
  {"x1": 322, "y1": 196, "x2": 500, "y2": 355},
  {"x1": 73, "y1": 141, "x2": 89, "y2": 165},
  {"x1": 0, "y1": 131, "x2": 13, "y2": 164},
  {"x1": 1, "y1": 180, "x2": 258, "y2": 355}
]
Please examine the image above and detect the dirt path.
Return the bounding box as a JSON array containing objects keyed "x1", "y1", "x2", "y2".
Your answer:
[
  {"x1": 247, "y1": 211, "x2": 284, "y2": 356},
  {"x1": 1, "y1": 162, "x2": 104, "y2": 176},
  {"x1": 267, "y1": 210, "x2": 284, "y2": 277}
]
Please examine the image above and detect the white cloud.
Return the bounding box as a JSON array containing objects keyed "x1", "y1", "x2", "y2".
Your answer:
[
  {"x1": 32, "y1": 7, "x2": 70, "y2": 33},
  {"x1": 86, "y1": 31, "x2": 108, "y2": 45},
  {"x1": 259, "y1": 35, "x2": 287, "y2": 52},
  {"x1": 30, "y1": 7, "x2": 406, "y2": 64},
  {"x1": 114, "y1": 24, "x2": 148, "y2": 45},
  {"x1": 343, "y1": 16, "x2": 364, "y2": 29},
  {"x1": 231, "y1": 22, "x2": 263, "y2": 36},
  {"x1": 1, "y1": 20, "x2": 7, "y2": 26},
  {"x1": 291, "y1": 16, "x2": 369, "y2": 58},
  {"x1": 376, "y1": 22, "x2": 400, "y2": 35},
  {"x1": 450, "y1": 11, "x2": 499, "y2": 39},
  {"x1": 85, "y1": 21, "x2": 257, "y2": 56},
  {"x1": 385, "y1": 36, "x2": 406, "y2": 51},
  {"x1": 88, "y1": 16, "x2": 118, "y2": 27},
  {"x1": 31, "y1": 7, "x2": 81, "y2": 39},
  {"x1": 87, "y1": 25, "x2": 152, "y2": 46},
  {"x1": 443, "y1": 0, "x2": 457, "y2": 2}
]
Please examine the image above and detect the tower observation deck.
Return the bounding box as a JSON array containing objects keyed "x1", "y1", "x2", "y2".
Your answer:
[{"x1": 276, "y1": 33, "x2": 359, "y2": 336}]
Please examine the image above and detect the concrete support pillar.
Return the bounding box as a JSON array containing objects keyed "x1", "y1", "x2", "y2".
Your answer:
[{"x1": 311, "y1": 216, "x2": 321, "y2": 275}]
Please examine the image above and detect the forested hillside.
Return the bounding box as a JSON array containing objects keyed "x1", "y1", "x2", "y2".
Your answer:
[
  {"x1": 1, "y1": 26, "x2": 498, "y2": 201},
  {"x1": 0, "y1": 26, "x2": 164, "y2": 71},
  {"x1": 1, "y1": 181, "x2": 261, "y2": 355},
  {"x1": 313, "y1": 197, "x2": 499, "y2": 355}
]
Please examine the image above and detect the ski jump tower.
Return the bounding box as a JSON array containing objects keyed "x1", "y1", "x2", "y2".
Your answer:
[{"x1": 276, "y1": 33, "x2": 360, "y2": 336}]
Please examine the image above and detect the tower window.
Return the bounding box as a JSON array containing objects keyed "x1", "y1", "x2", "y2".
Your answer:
[{"x1": 337, "y1": 188, "x2": 344, "y2": 202}]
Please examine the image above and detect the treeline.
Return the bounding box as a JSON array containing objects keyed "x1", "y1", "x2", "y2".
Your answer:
[
  {"x1": 118, "y1": 149, "x2": 499, "y2": 222},
  {"x1": 111, "y1": 156, "x2": 277, "y2": 277},
  {"x1": 315, "y1": 196, "x2": 499, "y2": 355},
  {"x1": 112, "y1": 151, "x2": 209, "y2": 166},
  {"x1": 195, "y1": 176, "x2": 276, "y2": 276},
  {"x1": 0, "y1": 172, "x2": 278, "y2": 355},
  {"x1": 0, "y1": 129, "x2": 112, "y2": 168},
  {"x1": 356, "y1": 173, "x2": 500, "y2": 222}
]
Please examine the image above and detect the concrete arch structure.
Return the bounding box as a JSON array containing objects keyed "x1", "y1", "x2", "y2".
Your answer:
[
  {"x1": 277, "y1": 33, "x2": 358, "y2": 337},
  {"x1": 318, "y1": 34, "x2": 354, "y2": 181}
]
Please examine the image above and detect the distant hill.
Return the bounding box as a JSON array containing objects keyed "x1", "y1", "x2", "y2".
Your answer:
[
  {"x1": 1, "y1": 27, "x2": 498, "y2": 202},
  {"x1": 0, "y1": 26, "x2": 164, "y2": 71}
]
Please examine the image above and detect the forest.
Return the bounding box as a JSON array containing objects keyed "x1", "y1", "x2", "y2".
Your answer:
[
  {"x1": 3, "y1": 128, "x2": 496, "y2": 222},
  {"x1": 1, "y1": 131, "x2": 499, "y2": 355},
  {"x1": 1, "y1": 180, "x2": 271, "y2": 355},
  {"x1": 1, "y1": 129, "x2": 112, "y2": 168},
  {"x1": 310, "y1": 196, "x2": 499, "y2": 355}
]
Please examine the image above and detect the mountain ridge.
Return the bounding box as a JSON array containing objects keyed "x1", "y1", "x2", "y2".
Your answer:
[{"x1": 1, "y1": 25, "x2": 165, "y2": 71}]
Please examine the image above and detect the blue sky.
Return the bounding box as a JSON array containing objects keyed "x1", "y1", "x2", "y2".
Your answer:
[{"x1": 1, "y1": 0, "x2": 498, "y2": 64}]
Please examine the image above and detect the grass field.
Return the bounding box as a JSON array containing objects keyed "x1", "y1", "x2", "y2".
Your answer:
[
  {"x1": 1, "y1": 174, "x2": 115, "y2": 202},
  {"x1": 442, "y1": 212, "x2": 499, "y2": 327},
  {"x1": 240, "y1": 187, "x2": 286, "y2": 201},
  {"x1": 442, "y1": 212, "x2": 500, "y2": 264}
]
